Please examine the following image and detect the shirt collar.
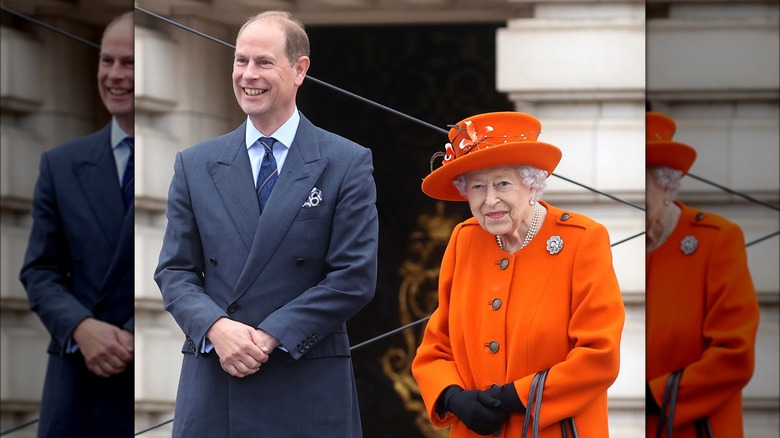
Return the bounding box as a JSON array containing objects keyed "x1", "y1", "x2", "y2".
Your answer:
[
  {"x1": 245, "y1": 109, "x2": 299, "y2": 151},
  {"x1": 110, "y1": 117, "x2": 131, "y2": 150}
]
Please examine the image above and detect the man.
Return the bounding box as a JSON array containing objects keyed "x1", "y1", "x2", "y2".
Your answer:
[
  {"x1": 19, "y1": 11, "x2": 135, "y2": 437},
  {"x1": 154, "y1": 11, "x2": 378, "y2": 437}
]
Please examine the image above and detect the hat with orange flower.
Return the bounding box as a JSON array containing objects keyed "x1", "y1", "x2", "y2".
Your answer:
[
  {"x1": 422, "y1": 112, "x2": 562, "y2": 201},
  {"x1": 646, "y1": 112, "x2": 697, "y2": 174}
]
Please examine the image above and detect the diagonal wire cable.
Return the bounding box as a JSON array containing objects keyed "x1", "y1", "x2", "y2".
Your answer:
[
  {"x1": 135, "y1": 6, "x2": 446, "y2": 135},
  {"x1": 0, "y1": 5, "x2": 101, "y2": 49},
  {"x1": 746, "y1": 230, "x2": 780, "y2": 247},
  {"x1": 135, "y1": 5, "x2": 647, "y2": 212},
  {"x1": 686, "y1": 173, "x2": 780, "y2": 212},
  {"x1": 0, "y1": 419, "x2": 38, "y2": 437}
]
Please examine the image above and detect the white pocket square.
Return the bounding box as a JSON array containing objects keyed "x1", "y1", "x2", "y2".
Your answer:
[{"x1": 302, "y1": 187, "x2": 323, "y2": 208}]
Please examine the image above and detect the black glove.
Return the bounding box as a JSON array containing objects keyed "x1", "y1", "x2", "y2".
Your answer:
[
  {"x1": 442, "y1": 386, "x2": 508, "y2": 435},
  {"x1": 486, "y1": 383, "x2": 525, "y2": 413},
  {"x1": 646, "y1": 382, "x2": 661, "y2": 415}
]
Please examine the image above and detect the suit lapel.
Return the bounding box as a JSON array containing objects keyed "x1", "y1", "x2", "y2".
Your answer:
[
  {"x1": 96, "y1": 203, "x2": 135, "y2": 303},
  {"x1": 73, "y1": 124, "x2": 123, "y2": 250},
  {"x1": 233, "y1": 115, "x2": 328, "y2": 299},
  {"x1": 207, "y1": 122, "x2": 259, "y2": 251}
]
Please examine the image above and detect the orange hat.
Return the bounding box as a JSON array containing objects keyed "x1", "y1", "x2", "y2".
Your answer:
[
  {"x1": 422, "y1": 112, "x2": 562, "y2": 201},
  {"x1": 646, "y1": 112, "x2": 697, "y2": 174}
]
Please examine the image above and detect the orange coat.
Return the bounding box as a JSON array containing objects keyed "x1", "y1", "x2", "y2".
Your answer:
[
  {"x1": 412, "y1": 202, "x2": 625, "y2": 437},
  {"x1": 646, "y1": 201, "x2": 759, "y2": 437}
]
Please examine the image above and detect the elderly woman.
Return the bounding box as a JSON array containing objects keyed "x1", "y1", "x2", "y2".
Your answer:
[
  {"x1": 645, "y1": 112, "x2": 759, "y2": 437},
  {"x1": 411, "y1": 112, "x2": 625, "y2": 437}
]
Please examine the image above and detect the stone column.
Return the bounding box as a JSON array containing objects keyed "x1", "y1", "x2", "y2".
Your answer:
[
  {"x1": 133, "y1": 14, "x2": 241, "y2": 435},
  {"x1": 648, "y1": 3, "x2": 779, "y2": 436},
  {"x1": 496, "y1": 3, "x2": 646, "y2": 435}
]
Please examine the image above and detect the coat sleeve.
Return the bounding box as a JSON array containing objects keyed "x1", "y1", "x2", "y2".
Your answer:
[
  {"x1": 648, "y1": 222, "x2": 759, "y2": 427},
  {"x1": 154, "y1": 151, "x2": 227, "y2": 350},
  {"x1": 514, "y1": 222, "x2": 625, "y2": 428},
  {"x1": 411, "y1": 223, "x2": 464, "y2": 427},
  {"x1": 257, "y1": 147, "x2": 379, "y2": 360},
  {"x1": 20, "y1": 152, "x2": 93, "y2": 350}
]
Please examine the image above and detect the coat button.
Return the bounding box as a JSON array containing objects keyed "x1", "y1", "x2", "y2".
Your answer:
[
  {"x1": 227, "y1": 303, "x2": 238, "y2": 313},
  {"x1": 561, "y1": 213, "x2": 571, "y2": 221},
  {"x1": 487, "y1": 341, "x2": 499, "y2": 353},
  {"x1": 499, "y1": 258, "x2": 509, "y2": 270},
  {"x1": 695, "y1": 213, "x2": 705, "y2": 221},
  {"x1": 491, "y1": 298, "x2": 502, "y2": 310},
  {"x1": 210, "y1": 257, "x2": 218, "y2": 266},
  {"x1": 296, "y1": 258, "x2": 305, "y2": 267},
  {"x1": 490, "y1": 383, "x2": 500, "y2": 390}
]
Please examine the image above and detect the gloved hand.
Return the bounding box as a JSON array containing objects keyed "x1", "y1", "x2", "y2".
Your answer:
[
  {"x1": 442, "y1": 386, "x2": 508, "y2": 435},
  {"x1": 486, "y1": 382, "x2": 525, "y2": 413},
  {"x1": 646, "y1": 382, "x2": 661, "y2": 415}
]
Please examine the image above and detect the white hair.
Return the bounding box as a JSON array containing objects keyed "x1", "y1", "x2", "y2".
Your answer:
[
  {"x1": 650, "y1": 166, "x2": 684, "y2": 198},
  {"x1": 452, "y1": 165, "x2": 548, "y2": 200}
]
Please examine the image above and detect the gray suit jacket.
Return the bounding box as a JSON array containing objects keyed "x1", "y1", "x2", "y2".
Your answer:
[
  {"x1": 155, "y1": 113, "x2": 378, "y2": 437},
  {"x1": 20, "y1": 123, "x2": 134, "y2": 436}
]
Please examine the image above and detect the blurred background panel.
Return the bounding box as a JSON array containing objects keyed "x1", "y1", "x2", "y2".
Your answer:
[
  {"x1": 1, "y1": 1, "x2": 133, "y2": 436},
  {"x1": 647, "y1": 1, "x2": 779, "y2": 437}
]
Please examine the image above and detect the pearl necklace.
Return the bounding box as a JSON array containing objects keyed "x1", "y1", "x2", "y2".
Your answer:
[
  {"x1": 654, "y1": 203, "x2": 679, "y2": 250},
  {"x1": 496, "y1": 202, "x2": 541, "y2": 251}
]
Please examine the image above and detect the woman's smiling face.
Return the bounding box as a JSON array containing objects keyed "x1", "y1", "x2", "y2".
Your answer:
[{"x1": 463, "y1": 165, "x2": 535, "y2": 238}]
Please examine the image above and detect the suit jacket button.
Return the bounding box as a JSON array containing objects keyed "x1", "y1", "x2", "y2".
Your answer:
[
  {"x1": 499, "y1": 258, "x2": 509, "y2": 270},
  {"x1": 296, "y1": 258, "x2": 305, "y2": 267},
  {"x1": 695, "y1": 213, "x2": 705, "y2": 221},
  {"x1": 487, "y1": 341, "x2": 499, "y2": 353},
  {"x1": 210, "y1": 257, "x2": 218, "y2": 266},
  {"x1": 227, "y1": 304, "x2": 238, "y2": 313},
  {"x1": 491, "y1": 298, "x2": 502, "y2": 310},
  {"x1": 561, "y1": 213, "x2": 571, "y2": 221}
]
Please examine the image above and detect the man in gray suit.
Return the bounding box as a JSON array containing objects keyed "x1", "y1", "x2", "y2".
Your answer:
[
  {"x1": 154, "y1": 10, "x2": 378, "y2": 437},
  {"x1": 20, "y1": 12, "x2": 134, "y2": 437}
]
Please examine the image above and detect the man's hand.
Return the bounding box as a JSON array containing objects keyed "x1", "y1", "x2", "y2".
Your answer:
[
  {"x1": 72, "y1": 318, "x2": 134, "y2": 378},
  {"x1": 254, "y1": 328, "x2": 280, "y2": 355},
  {"x1": 207, "y1": 318, "x2": 269, "y2": 378}
]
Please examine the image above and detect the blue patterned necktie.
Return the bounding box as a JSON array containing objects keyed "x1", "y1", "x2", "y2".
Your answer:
[
  {"x1": 122, "y1": 137, "x2": 134, "y2": 211},
  {"x1": 256, "y1": 137, "x2": 278, "y2": 212}
]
